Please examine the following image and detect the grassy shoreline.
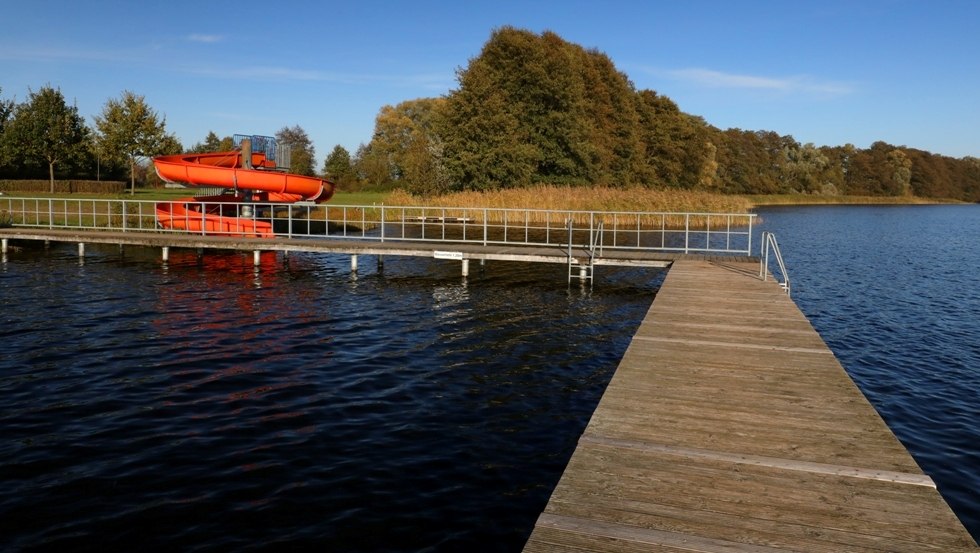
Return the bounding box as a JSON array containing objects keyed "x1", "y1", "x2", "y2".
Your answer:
[
  {"x1": 742, "y1": 194, "x2": 964, "y2": 207},
  {"x1": 1, "y1": 186, "x2": 966, "y2": 213}
]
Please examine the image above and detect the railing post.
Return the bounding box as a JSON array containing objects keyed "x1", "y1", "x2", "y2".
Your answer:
[
  {"x1": 684, "y1": 213, "x2": 690, "y2": 254},
  {"x1": 381, "y1": 205, "x2": 386, "y2": 242},
  {"x1": 483, "y1": 209, "x2": 488, "y2": 246}
]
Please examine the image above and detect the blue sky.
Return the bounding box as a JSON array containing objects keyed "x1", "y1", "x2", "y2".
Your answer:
[{"x1": 2, "y1": 0, "x2": 977, "y2": 167}]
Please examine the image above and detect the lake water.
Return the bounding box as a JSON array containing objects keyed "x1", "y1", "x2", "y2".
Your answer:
[
  {"x1": 1, "y1": 204, "x2": 978, "y2": 550},
  {"x1": 0, "y1": 242, "x2": 662, "y2": 551},
  {"x1": 755, "y1": 204, "x2": 980, "y2": 542}
]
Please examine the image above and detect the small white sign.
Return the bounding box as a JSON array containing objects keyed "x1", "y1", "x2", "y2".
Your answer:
[{"x1": 433, "y1": 251, "x2": 464, "y2": 260}]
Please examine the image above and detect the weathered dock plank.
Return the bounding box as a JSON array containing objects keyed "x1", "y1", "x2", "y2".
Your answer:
[{"x1": 524, "y1": 259, "x2": 977, "y2": 552}]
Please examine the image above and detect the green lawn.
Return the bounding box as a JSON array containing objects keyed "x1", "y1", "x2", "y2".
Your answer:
[{"x1": 0, "y1": 188, "x2": 394, "y2": 204}]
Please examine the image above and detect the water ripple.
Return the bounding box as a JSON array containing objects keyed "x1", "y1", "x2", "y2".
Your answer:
[{"x1": 0, "y1": 244, "x2": 658, "y2": 551}]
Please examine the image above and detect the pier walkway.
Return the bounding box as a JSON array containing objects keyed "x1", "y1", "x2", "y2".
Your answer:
[{"x1": 523, "y1": 259, "x2": 977, "y2": 552}]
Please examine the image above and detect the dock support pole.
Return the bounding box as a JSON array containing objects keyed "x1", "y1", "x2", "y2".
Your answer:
[
  {"x1": 579, "y1": 264, "x2": 587, "y2": 280},
  {"x1": 461, "y1": 259, "x2": 469, "y2": 277},
  {"x1": 1, "y1": 238, "x2": 7, "y2": 254},
  {"x1": 253, "y1": 250, "x2": 261, "y2": 267},
  {"x1": 78, "y1": 243, "x2": 85, "y2": 258},
  {"x1": 162, "y1": 246, "x2": 169, "y2": 263},
  {"x1": 351, "y1": 254, "x2": 358, "y2": 273},
  {"x1": 377, "y1": 255, "x2": 384, "y2": 272}
]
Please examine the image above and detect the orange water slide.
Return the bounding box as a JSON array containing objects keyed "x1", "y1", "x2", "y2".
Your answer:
[
  {"x1": 152, "y1": 148, "x2": 335, "y2": 237},
  {"x1": 153, "y1": 151, "x2": 334, "y2": 203}
]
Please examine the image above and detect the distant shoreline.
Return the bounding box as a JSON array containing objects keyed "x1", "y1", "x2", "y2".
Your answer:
[{"x1": 742, "y1": 194, "x2": 966, "y2": 207}]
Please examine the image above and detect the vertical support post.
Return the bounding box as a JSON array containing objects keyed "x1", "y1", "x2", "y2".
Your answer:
[
  {"x1": 162, "y1": 246, "x2": 169, "y2": 263},
  {"x1": 377, "y1": 255, "x2": 384, "y2": 272},
  {"x1": 1, "y1": 238, "x2": 7, "y2": 254},
  {"x1": 684, "y1": 213, "x2": 690, "y2": 254},
  {"x1": 380, "y1": 206, "x2": 386, "y2": 242},
  {"x1": 461, "y1": 258, "x2": 469, "y2": 277},
  {"x1": 253, "y1": 250, "x2": 261, "y2": 266},
  {"x1": 241, "y1": 138, "x2": 253, "y2": 170},
  {"x1": 579, "y1": 264, "x2": 587, "y2": 280},
  {"x1": 351, "y1": 254, "x2": 358, "y2": 273},
  {"x1": 78, "y1": 242, "x2": 85, "y2": 258}
]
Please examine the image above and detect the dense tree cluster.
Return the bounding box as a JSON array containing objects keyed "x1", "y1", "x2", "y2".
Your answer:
[
  {"x1": 0, "y1": 86, "x2": 180, "y2": 189},
  {"x1": 348, "y1": 27, "x2": 980, "y2": 201},
  {"x1": 2, "y1": 28, "x2": 978, "y2": 200}
]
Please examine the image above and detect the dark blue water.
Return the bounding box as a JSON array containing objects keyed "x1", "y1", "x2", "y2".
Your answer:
[
  {"x1": 2, "y1": 204, "x2": 978, "y2": 550},
  {"x1": 757, "y1": 204, "x2": 980, "y2": 542},
  {"x1": 0, "y1": 244, "x2": 662, "y2": 552}
]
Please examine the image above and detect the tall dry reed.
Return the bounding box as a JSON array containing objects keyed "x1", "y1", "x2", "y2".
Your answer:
[{"x1": 381, "y1": 186, "x2": 754, "y2": 228}]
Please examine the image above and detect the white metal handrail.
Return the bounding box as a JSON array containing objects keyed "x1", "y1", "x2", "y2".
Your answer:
[
  {"x1": 1, "y1": 197, "x2": 757, "y2": 256},
  {"x1": 760, "y1": 231, "x2": 791, "y2": 295}
]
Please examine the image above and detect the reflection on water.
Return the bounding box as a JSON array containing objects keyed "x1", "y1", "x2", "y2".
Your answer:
[{"x1": 0, "y1": 241, "x2": 661, "y2": 551}]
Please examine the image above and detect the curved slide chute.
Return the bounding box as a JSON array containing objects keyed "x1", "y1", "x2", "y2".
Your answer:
[{"x1": 152, "y1": 141, "x2": 335, "y2": 237}]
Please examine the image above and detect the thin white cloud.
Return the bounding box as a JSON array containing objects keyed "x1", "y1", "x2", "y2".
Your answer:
[
  {"x1": 186, "y1": 34, "x2": 223, "y2": 44},
  {"x1": 667, "y1": 67, "x2": 853, "y2": 96}
]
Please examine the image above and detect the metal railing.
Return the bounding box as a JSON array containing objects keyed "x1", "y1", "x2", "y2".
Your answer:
[
  {"x1": 1, "y1": 197, "x2": 757, "y2": 256},
  {"x1": 760, "y1": 231, "x2": 791, "y2": 295}
]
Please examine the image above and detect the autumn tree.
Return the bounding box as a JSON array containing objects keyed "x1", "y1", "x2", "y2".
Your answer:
[
  {"x1": 322, "y1": 144, "x2": 357, "y2": 189},
  {"x1": 2, "y1": 86, "x2": 90, "y2": 191},
  {"x1": 635, "y1": 91, "x2": 714, "y2": 188},
  {"x1": 367, "y1": 98, "x2": 450, "y2": 195},
  {"x1": 95, "y1": 91, "x2": 179, "y2": 193},
  {"x1": 352, "y1": 143, "x2": 396, "y2": 190},
  {"x1": 190, "y1": 131, "x2": 224, "y2": 153},
  {"x1": 275, "y1": 125, "x2": 315, "y2": 176},
  {"x1": 0, "y1": 88, "x2": 20, "y2": 177}
]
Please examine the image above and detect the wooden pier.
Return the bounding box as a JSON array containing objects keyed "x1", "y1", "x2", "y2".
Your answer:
[
  {"x1": 523, "y1": 259, "x2": 978, "y2": 552},
  {"x1": 0, "y1": 228, "x2": 676, "y2": 276}
]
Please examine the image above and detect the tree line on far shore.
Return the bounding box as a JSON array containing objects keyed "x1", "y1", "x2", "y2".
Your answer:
[
  {"x1": 346, "y1": 27, "x2": 979, "y2": 201},
  {"x1": 3, "y1": 27, "x2": 978, "y2": 201}
]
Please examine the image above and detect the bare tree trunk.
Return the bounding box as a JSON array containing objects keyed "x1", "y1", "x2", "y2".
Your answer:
[
  {"x1": 130, "y1": 157, "x2": 136, "y2": 195},
  {"x1": 49, "y1": 161, "x2": 55, "y2": 193}
]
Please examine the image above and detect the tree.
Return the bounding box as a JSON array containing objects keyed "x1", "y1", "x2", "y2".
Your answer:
[
  {"x1": 635, "y1": 90, "x2": 714, "y2": 188},
  {"x1": 781, "y1": 142, "x2": 829, "y2": 193},
  {"x1": 0, "y1": 87, "x2": 13, "y2": 134},
  {"x1": 322, "y1": 144, "x2": 357, "y2": 189},
  {"x1": 275, "y1": 125, "x2": 315, "y2": 176},
  {"x1": 0, "y1": 88, "x2": 17, "y2": 177},
  {"x1": 352, "y1": 143, "x2": 395, "y2": 189},
  {"x1": 95, "y1": 91, "x2": 175, "y2": 193},
  {"x1": 366, "y1": 98, "x2": 450, "y2": 195},
  {"x1": 190, "y1": 131, "x2": 224, "y2": 153},
  {"x1": 441, "y1": 28, "x2": 664, "y2": 190},
  {"x1": 3, "y1": 86, "x2": 90, "y2": 192}
]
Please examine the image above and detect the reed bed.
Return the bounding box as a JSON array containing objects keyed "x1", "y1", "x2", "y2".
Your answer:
[{"x1": 380, "y1": 186, "x2": 754, "y2": 228}]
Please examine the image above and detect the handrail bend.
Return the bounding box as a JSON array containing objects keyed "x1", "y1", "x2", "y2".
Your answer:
[{"x1": 760, "y1": 231, "x2": 791, "y2": 296}]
